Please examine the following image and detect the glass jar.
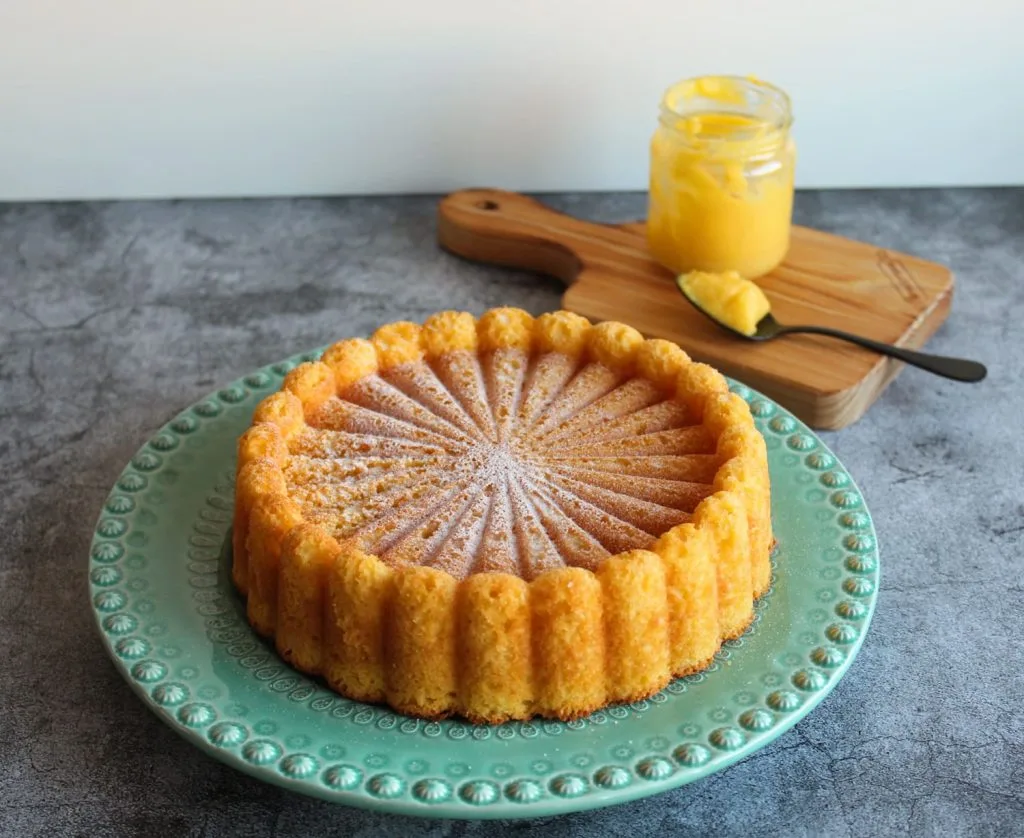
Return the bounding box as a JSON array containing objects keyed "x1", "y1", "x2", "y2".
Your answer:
[{"x1": 647, "y1": 75, "x2": 796, "y2": 279}]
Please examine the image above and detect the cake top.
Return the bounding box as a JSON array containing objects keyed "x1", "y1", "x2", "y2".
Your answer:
[{"x1": 238, "y1": 308, "x2": 753, "y2": 581}]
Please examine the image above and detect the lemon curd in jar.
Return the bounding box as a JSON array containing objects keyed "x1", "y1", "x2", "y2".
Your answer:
[{"x1": 647, "y1": 75, "x2": 796, "y2": 278}]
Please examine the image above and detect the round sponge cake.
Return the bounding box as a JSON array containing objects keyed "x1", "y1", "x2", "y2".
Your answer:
[{"x1": 232, "y1": 307, "x2": 773, "y2": 723}]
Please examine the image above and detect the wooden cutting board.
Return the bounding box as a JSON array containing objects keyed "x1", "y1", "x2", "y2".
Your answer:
[{"x1": 437, "y1": 188, "x2": 955, "y2": 430}]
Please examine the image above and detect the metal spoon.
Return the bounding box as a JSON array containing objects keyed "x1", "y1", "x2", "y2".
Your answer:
[{"x1": 675, "y1": 277, "x2": 987, "y2": 383}]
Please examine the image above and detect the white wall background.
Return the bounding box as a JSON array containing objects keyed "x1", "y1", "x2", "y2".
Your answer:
[{"x1": 1, "y1": 0, "x2": 1021, "y2": 200}]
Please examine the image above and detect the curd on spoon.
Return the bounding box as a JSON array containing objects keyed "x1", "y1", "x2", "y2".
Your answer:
[{"x1": 677, "y1": 270, "x2": 771, "y2": 336}]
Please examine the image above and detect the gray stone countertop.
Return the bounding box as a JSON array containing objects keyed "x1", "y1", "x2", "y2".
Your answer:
[{"x1": 1, "y1": 188, "x2": 1022, "y2": 837}]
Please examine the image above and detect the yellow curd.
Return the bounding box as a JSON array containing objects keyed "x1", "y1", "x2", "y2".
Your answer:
[
  {"x1": 678, "y1": 270, "x2": 771, "y2": 336},
  {"x1": 648, "y1": 75, "x2": 796, "y2": 278}
]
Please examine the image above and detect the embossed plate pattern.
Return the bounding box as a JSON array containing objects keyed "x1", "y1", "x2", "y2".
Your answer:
[{"x1": 89, "y1": 349, "x2": 879, "y2": 819}]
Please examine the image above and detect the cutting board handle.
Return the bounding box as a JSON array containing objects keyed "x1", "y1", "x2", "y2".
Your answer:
[{"x1": 437, "y1": 188, "x2": 662, "y2": 286}]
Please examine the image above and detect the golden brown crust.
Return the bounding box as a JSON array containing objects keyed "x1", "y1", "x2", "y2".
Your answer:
[
  {"x1": 654, "y1": 522, "x2": 720, "y2": 673},
  {"x1": 276, "y1": 524, "x2": 340, "y2": 673},
  {"x1": 477, "y1": 307, "x2": 534, "y2": 352},
  {"x1": 231, "y1": 457, "x2": 287, "y2": 594},
  {"x1": 456, "y1": 573, "x2": 533, "y2": 723},
  {"x1": 384, "y1": 567, "x2": 459, "y2": 718},
  {"x1": 636, "y1": 338, "x2": 692, "y2": 390},
  {"x1": 324, "y1": 544, "x2": 394, "y2": 703},
  {"x1": 284, "y1": 362, "x2": 336, "y2": 418},
  {"x1": 252, "y1": 390, "x2": 305, "y2": 440},
  {"x1": 703, "y1": 391, "x2": 755, "y2": 439},
  {"x1": 533, "y1": 311, "x2": 591, "y2": 355},
  {"x1": 586, "y1": 320, "x2": 645, "y2": 372},
  {"x1": 372, "y1": 321, "x2": 424, "y2": 368},
  {"x1": 677, "y1": 362, "x2": 730, "y2": 421},
  {"x1": 231, "y1": 307, "x2": 774, "y2": 723},
  {"x1": 245, "y1": 493, "x2": 304, "y2": 636},
  {"x1": 422, "y1": 311, "x2": 478, "y2": 356},
  {"x1": 694, "y1": 490, "x2": 753, "y2": 639},
  {"x1": 237, "y1": 423, "x2": 288, "y2": 470},
  {"x1": 668, "y1": 652, "x2": 719, "y2": 679},
  {"x1": 530, "y1": 567, "x2": 606, "y2": 718},
  {"x1": 597, "y1": 550, "x2": 670, "y2": 703},
  {"x1": 321, "y1": 338, "x2": 378, "y2": 389}
]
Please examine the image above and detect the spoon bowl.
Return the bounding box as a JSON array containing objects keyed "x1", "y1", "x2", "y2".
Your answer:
[{"x1": 675, "y1": 276, "x2": 987, "y2": 382}]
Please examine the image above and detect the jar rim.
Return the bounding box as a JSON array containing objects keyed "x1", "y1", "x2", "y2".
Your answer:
[{"x1": 658, "y1": 75, "x2": 793, "y2": 143}]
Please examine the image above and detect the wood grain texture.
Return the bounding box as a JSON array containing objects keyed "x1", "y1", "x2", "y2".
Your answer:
[{"x1": 437, "y1": 188, "x2": 954, "y2": 429}]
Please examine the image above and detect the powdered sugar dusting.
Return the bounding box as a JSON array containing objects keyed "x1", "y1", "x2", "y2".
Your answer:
[
  {"x1": 540, "y1": 399, "x2": 694, "y2": 448},
  {"x1": 518, "y1": 352, "x2": 580, "y2": 427},
  {"x1": 291, "y1": 427, "x2": 448, "y2": 460},
  {"x1": 310, "y1": 398, "x2": 460, "y2": 452},
  {"x1": 483, "y1": 348, "x2": 527, "y2": 442},
  {"x1": 525, "y1": 470, "x2": 653, "y2": 555},
  {"x1": 545, "y1": 465, "x2": 714, "y2": 510},
  {"x1": 432, "y1": 351, "x2": 497, "y2": 441},
  {"x1": 346, "y1": 376, "x2": 477, "y2": 449},
  {"x1": 283, "y1": 350, "x2": 715, "y2": 580},
  {"x1": 507, "y1": 478, "x2": 564, "y2": 578},
  {"x1": 553, "y1": 425, "x2": 713, "y2": 458},
  {"x1": 532, "y1": 378, "x2": 663, "y2": 446},
  {"x1": 382, "y1": 361, "x2": 485, "y2": 439},
  {"x1": 541, "y1": 470, "x2": 691, "y2": 535},
  {"x1": 525, "y1": 363, "x2": 621, "y2": 439},
  {"x1": 426, "y1": 488, "x2": 493, "y2": 577}
]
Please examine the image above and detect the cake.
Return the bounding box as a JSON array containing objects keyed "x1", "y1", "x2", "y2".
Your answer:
[{"x1": 232, "y1": 307, "x2": 773, "y2": 723}]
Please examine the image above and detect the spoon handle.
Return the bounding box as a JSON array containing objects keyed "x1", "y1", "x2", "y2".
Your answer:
[{"x1": 775, "y1": 325, "x2": 987, "y2": 382}]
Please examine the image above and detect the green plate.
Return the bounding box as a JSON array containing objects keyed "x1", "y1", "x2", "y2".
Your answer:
[{"x1": 89, "y1": 349, "x2": 879, "y2": 819}]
